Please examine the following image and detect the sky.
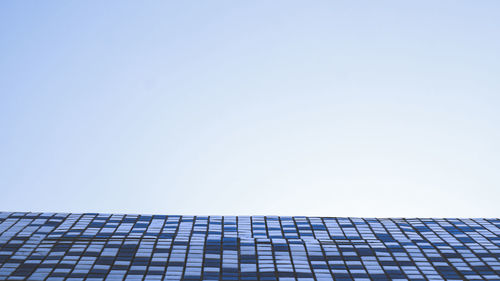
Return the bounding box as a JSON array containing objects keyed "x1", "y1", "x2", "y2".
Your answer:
[{"x1": 1, "y1": 1, "x2": 499, "y2": 218}]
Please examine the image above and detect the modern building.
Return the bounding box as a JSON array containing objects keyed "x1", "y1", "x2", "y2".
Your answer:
[{"x1": 0, "y1": 212, "x2": 499, "y2": 280}]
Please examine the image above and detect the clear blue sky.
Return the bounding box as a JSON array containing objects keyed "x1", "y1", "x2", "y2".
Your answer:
[{"x1": 1, "y1": 1, "x2": 499, "y2": 217}]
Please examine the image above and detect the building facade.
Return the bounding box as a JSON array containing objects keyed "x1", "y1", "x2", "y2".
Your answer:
[{"x1": 0, "y1": 212, "x2": 499, "y2": 280}]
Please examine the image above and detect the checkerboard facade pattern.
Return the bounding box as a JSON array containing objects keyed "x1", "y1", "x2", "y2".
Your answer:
[{"x1": 0, "y1": 212, "x2": 499, "y2": 280}]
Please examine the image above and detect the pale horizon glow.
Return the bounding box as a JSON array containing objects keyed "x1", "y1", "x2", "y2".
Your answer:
[{"x1": 1, "y1": 1, "x2": 499, "y2": 217}]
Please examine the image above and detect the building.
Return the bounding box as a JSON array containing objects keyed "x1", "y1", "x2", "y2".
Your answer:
[{"x1": 0, "y1": 212, "x2": 499, "y2": 280}]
